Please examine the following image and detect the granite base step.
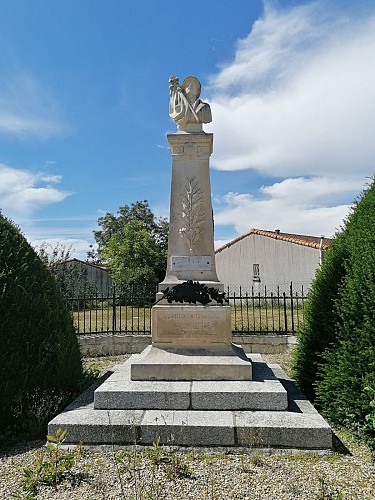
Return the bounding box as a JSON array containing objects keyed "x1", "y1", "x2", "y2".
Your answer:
[
  {"x1": 94, "y1": 354, "x2": 287, "y2": 410},
  {"x1": 48, "y1": 356, "x2": 332, "y2": 450},
  {"x1": 130, "y1": 344, "x2": 252, "y2": 381}
]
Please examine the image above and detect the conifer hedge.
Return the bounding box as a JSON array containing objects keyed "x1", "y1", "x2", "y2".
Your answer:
[
  {"x1": 291, "y1": 232, "x2": 348, "y2": 401},
  {"x1": 292, "y1": 179, "x2": 375, "y2": 444},
  {"x1": 0, "y1": 214, "x2": 85, "y2": 433}
]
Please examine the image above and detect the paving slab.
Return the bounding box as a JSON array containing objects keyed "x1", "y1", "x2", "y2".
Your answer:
[
  {"x1": 130, "y1": 345, "x2": 252, "y2": 381},
  {"x1": 95, "y1": 379, "x2": 191, "y2": 410},
  {"x1": 140, "y1": 409, "x2": 235, "y2": 446},
  {"x1": 191, "y1": 380, "x2": 287, "y2": 410},
  {"x1": 49, "y1": 408, "x2": 145, "y2": 444},
  {"x1": 93, "y1": 354, "x2": 287, "y2": 411},
  {"x1": 234, "y1": 411, "x2": 332, "y2": 449}
]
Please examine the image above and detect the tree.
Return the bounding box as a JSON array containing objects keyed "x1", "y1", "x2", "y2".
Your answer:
[
  {"x1": 92, "y1": 200, "x2": 168, "y2": 293},
  {"x1": 0, "y1": 214, "x2": 85, "y2": 433}
]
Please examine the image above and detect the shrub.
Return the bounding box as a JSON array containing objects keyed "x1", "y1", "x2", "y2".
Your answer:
[
  {"x1": 0, "y1": 214, "x2": 85, "y2": 434},
  {"x1": 291, "y1": 231, "x2": 348, "y2": 401},
  {"x1": 315, "y1": 180, "x2": 375, "y2": 444},
  {"x1": 292, "y1": 179, "x2": 375, "y2": 445}
]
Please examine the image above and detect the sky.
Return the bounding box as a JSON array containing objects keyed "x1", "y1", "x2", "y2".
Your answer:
[{"x1": 1, "y1": 0, "x2": 374, "y2": 260}]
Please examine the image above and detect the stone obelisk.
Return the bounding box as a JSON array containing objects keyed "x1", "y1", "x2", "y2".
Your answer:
[{"x1": 131, "y1": 75, "x2": 252, "y2": 380}]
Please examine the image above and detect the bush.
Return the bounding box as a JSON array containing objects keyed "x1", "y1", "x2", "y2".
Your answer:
[
  {"x1": 292, "y1": 179, "x2": 375, "y2": 446},
  {"x1": 291, "y1": 232, "x2": 348, "y2": 401},
  {"x1": 0, "y1": 214, "x2": 85, "y2": 434},
  {"x1": 315, "y1": 180, "x2": 375, "y2": 444}
]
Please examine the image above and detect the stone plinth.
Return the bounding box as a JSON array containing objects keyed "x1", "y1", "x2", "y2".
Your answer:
[
  {"x1": 95, "y1": 354, "x2": 285, "y2": 409},
  {"x1": 94, "y1": 379, "x2": 287, "y2": 410},
  {"x1": 130, "y1": 345, "x2": 252, "y2": 381},
  {"x1": 151, "y1": 304, "x2": 231, "y2": 347}
]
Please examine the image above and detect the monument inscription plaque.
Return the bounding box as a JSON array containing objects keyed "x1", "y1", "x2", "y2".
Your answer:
[
  {"x1": 152, "y1": 305, "x2": 231, "y2": 347},
  {"x1": 171, "y1": 256, "x2": 212, "y2": 271}
]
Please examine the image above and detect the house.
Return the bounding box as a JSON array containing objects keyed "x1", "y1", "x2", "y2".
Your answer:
[
  {"x1": 56, "y1": 258, "x2": 113, "y2": 294},
  {"x1": 215, "y1": 228, "x2": 331, "y2": 295}
]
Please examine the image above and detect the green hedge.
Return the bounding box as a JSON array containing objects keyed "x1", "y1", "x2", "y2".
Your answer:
[
  {"x1": 0, "y1": 214, "x2": 85, "y2": 434},
  {"x1": 316, "y1": 181, "x2": 375, "y2": 442},
  {"x1": 292, "y1": 179, "x2": 375, "y2": 445},
  {"x1": 291, "y1": 232, "x2": 348, "y2": 401}
]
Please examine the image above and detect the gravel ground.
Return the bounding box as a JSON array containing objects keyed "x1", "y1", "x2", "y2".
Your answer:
[
  {"x1": 1, "y1": 354, "x2": 374, "y2": 499},
  {"x1": 1, "y1": 432, "x2": 374, "y2": 499}
]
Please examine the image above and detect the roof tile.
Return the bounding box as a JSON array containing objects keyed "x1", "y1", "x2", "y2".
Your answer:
[{"x1": 215, "y1": 228, "x2": 332, "y2": 253}]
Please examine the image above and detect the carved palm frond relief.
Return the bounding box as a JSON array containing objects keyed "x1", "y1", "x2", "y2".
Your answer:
[{"x1": 179, "y1": 177, "x2": 205, "y2": 253}]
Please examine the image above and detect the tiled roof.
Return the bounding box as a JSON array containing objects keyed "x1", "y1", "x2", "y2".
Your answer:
[
  {"x1": 215, "y1": 228, "x2": 332, "y2": 253},
  {"x1": 58, "y1": 258, "x2": 109, "y2": 271}
]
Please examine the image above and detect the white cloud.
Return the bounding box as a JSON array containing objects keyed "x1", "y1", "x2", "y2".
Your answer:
[
  {"x1": 0, "y1": 71, "x2": 66, "y2": 139},
  {"x1": 207, "y1": 1, "x2": 375, "y2": 178},
  {"x1": 22, "y1": 221, "x2": 97, "y2": 261},
  {"x1": 214, "y1": 176, "x2": 363, "y2": 238},
  {"x1": 0, "y1": 163, "x2": 69, "y2": 215},
  {"x1": 30, "y1": 238, "x2": 94, "y2": 261},
  {"x1": 204, "y1": 1, "x2": 374, "y2": 240}
]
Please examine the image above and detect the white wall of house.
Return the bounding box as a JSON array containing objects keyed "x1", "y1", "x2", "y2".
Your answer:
[
  {"x1": 65, "y1": 259, "x2": 112, "y2": 293},
  {"x1": 215, "y1": 233, "x2": 321, "y2": 294},
  {"x1": 84, "y1": 262, "x2": 113, "y2": 293}
]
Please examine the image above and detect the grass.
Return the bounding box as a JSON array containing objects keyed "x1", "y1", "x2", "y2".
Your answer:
[
  {"x1": 231, "y1": 303, "x2": 305, "y2": 333},
  {"x1": 72, "y1": 305, "x2": 152, "y2": 335},
  {"x1": 71, "y1": 303, "x2": 305, "y2": 335}
]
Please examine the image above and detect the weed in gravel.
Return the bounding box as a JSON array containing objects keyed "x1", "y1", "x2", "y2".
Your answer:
[
  {"x1": 240, "y1": 453, "x2": 265, "y2": 473},
  {"x1": 14, "y1": 428, "x2": 81, "y2": 498},
  {"x1": 148, "y1": 438, "x2": 192, "y2": 479},
  {"x1": 316, "y1": 475, "x2": 344, "y2": 500}
]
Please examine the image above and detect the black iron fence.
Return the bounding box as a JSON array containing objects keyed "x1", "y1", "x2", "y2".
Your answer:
[
  {"x1": 67, "y1": 283, "x2": 307, "y2": 336},
  {"x1": 227, "y1": 284, "x2": 306, "y2": 335}
]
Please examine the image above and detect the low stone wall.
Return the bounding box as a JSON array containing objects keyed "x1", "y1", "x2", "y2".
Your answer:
[
  {"x1": 78, "y1": 334, "x2": 297, "y2": 357},
  {"x1": 233, "y1": 334, "x2": 297, "y2": 354}
]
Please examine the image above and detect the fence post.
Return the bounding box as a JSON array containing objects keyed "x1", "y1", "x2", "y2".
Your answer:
[
  {"x1": 290, "y1": 282, "x2": 295, "y2": 333},
  {"x1": 283, "y1": 291, "x2": 288, "y2": 332},
  {"x1": 112, "y1": 286, "x2": 116, "y2": 335}
]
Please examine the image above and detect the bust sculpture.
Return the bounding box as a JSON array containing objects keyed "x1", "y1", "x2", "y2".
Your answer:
[{"x1": 169, "y1": 75, "x2": 212, "y2": 132}]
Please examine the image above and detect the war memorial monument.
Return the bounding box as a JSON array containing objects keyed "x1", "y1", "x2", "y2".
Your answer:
[{"x1": 49, "y1": 77, "x2": 332, "y2": 450}]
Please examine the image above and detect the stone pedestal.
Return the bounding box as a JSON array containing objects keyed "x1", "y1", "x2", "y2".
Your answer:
[
  {"x1": 135, "y1": 127, "x2": 253, "y2": 381},
  {"x1": 160, "y1": 132, "x2": 220, "y2": 287},
  {"x1": 130, "y1": 304, "x2": 252, "y2": 380}
]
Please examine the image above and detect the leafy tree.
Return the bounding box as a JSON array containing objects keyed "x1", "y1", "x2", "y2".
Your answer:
[
  {"x1": 0, "y1": 214, "x2": 85, "y2": 434},
  {"x1": 92, "y1": 200, "x2": 168, "y2": 293}
]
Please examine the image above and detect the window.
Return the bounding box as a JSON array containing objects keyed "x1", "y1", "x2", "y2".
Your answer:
[{"x1": 253, "y1": 263, "x2": 261, "y2": 282}]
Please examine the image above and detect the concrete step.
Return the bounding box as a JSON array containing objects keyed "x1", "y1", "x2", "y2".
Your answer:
[
  {"x1": 94, "y1": 355, "x2": 287, "y2": 411},
  {"x1": 48, "y1": 356, "x2": 332, "y2": 450},
  {"x1": 130, "y1": 344, "x2": 253, "y2": 381}
]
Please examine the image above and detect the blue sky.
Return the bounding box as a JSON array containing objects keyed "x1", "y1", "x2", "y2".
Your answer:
[{"x1": 1, "y1": 0, "x2": 375, "y2": 260}]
